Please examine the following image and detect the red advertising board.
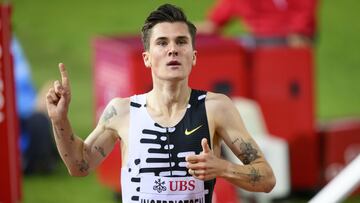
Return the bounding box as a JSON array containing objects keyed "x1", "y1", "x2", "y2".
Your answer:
[
  {"x1": 0, "y1": 4, "x2": 22, "y2": 203},
  {"x1": 318, "y1": 118, "x2": 360, "y2": 194},
  {"x1": 251, "y1": 47, "x2": 319, "y2": 190}
]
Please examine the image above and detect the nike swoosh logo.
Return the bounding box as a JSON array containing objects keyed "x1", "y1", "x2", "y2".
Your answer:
[{"x1": 185, "y1": 125, "x2": 202, "y2": 135}]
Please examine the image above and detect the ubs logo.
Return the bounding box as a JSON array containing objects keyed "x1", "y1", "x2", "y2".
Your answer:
[
  {"x1": 153, "y1": 178, "x2": 167, "y2": 193},
  {"x1": 169, "y1": 180, "x2": 196, "y2": 191}
]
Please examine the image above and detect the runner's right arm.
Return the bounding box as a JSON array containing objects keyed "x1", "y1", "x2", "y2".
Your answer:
[{"x1": 46, "y1": 63, "x2": 121, "y2": 176}]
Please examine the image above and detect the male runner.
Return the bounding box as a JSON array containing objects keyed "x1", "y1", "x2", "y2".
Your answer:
[{"x1": 46, "y1": 4, "x2": 275, "y2": 202}]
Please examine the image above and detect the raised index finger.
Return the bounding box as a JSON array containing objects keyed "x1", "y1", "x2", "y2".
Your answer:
[{"x1": 58, "y1": 63, "x2": 70, "y2": 88}]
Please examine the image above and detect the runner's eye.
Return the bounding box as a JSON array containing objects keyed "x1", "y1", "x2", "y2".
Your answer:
[
  {"x1": 157, "y1": 40, "x2": 167, "y2": 46},
  {"x1": 177, "y1": 39, "x2": 187, "y2": 45}
]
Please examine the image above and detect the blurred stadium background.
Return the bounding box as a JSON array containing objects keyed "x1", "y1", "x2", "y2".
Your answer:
[{"x1": 10, "y1": 0, "x2": 360, "y2": 202}]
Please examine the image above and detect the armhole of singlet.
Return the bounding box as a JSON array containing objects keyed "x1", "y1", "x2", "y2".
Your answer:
[
  {"x1": 127, "y1": 94, "x2": 140, "y2": 167},
  {"x1": 127, "y1": 94, "x2": 147, "y2": 164}
]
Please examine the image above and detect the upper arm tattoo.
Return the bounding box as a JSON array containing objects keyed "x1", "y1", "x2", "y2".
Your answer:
[
  {"x1": 232, "y1": 138, "x2": 260, "y2": 164},
  {"x1": 101, "y1": 105, "x2": 117, "y2": 122}
]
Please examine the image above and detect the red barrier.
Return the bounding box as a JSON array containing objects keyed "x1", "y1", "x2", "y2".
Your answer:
[
  {"x1": 93, "y1": 35, "x2": 247, "y2": 196},
  {"x1": 318, "y1": 118, "x2": 360, "y2": 194},
  {"x1": 250, "y1": 47, "x2": 319, "y2": 190},
  {"x1": 212, "y1": 178, "x2": 240, "y2": 203},
  {"x1": 0, "y1": 4, "x2": 22, "y2": 203},
  {"x1": 190, "y1": 35, "x2": 249, "y2": 97}
]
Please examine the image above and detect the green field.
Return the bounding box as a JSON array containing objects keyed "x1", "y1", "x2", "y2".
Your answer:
[{"x1": 12, "y1": 0, "x2": 360, "y2": 202}]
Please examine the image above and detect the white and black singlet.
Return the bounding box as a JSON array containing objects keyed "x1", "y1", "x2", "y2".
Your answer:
[{"x1": 121, "y1": 89, "x2": 216, "y2": 203}]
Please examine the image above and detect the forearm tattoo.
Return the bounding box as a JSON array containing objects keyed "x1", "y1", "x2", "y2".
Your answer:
[
  {"x1": 76, "y1": 159, "x2": 89, "y2": 173},
  {"x1": 95, "y1": 146, "x2": 106, "y2": 157},
  {"x1": 102, "y1": 105, "x2": 117, "y2": 122},
  {"x1": 248, "y1": 166, "x2": 262, "y2": 185},
  {"x1": 54, "y1": 127, "x2": 63, "y2": 139},
  {"x1": 54, "y1": 126, "x2": 75, "y2": 142},
  {"x1": 233, "y1": 138, "x2": 259, "y2": 164},
  {"x1": 232, "y1": 166, "x2": 263, "y2": 185}
]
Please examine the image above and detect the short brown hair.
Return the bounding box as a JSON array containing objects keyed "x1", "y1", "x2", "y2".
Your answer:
[{"x1": 141, "y1": 4, "x2": 197, "y2": 51}]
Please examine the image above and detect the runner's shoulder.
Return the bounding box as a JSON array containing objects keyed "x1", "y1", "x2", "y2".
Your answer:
[
  {"x1": 106, "y1": 97, "x2": 130, "y2": 117},
  {"x1": 206, "y1": 91, "x2": 234, "y2": 111}
]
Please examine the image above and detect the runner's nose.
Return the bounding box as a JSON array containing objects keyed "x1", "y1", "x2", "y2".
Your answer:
[{"x1": 168, "y1": 43, "x2": 178, "y2": 57}]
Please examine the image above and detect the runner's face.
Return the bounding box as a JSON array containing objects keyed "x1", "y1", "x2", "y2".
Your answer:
[{"x1": 142, "y1": 22, "x2": 197, "y2": 81}]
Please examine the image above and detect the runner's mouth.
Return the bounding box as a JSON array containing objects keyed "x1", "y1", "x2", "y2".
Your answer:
[{"x1": 167, "y1": 60, "x2": 181, "y2": 66}]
